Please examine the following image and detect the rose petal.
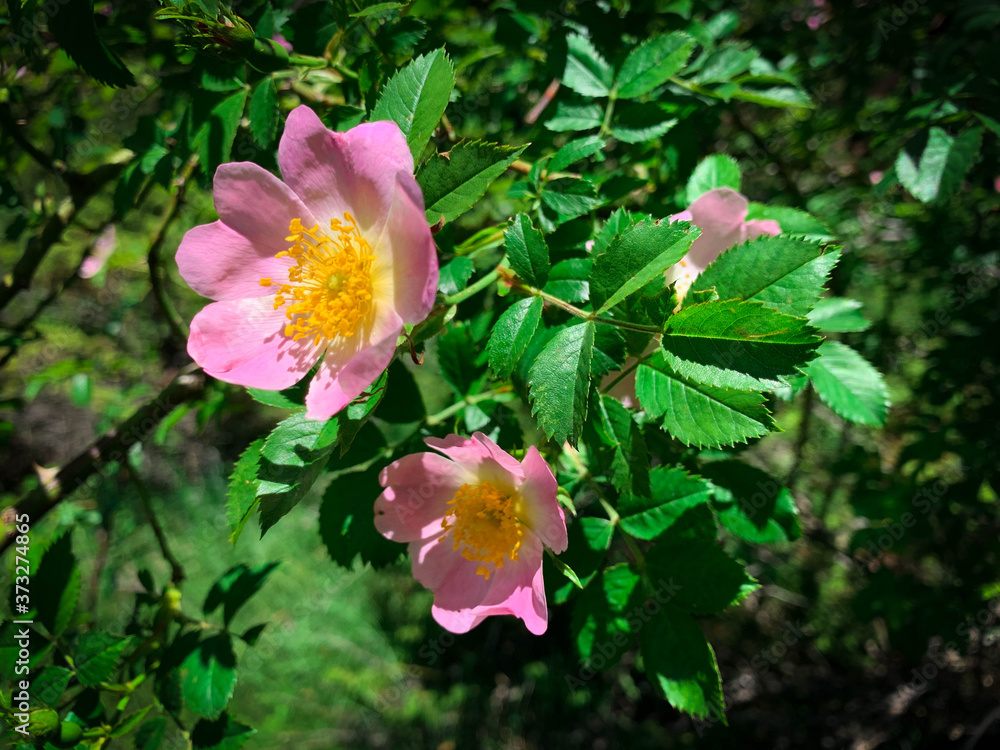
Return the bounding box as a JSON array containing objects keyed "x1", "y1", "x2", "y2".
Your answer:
[
  {"x1": 213, "y1": 162, "x2": 315, "y2": 252},
  {"x1": 742, "y1": 218, "x2": 782, "y2": 242},
  {"x1": 188, "y1": 296, "x2": 315, "y2": 390},
  {"x1": 517, "y1": 447, "x2": 567, "y2": 552},
  {"x1": 303, "y1": 309, "x2": 403, "y2": 420},
  {"x1": 278, "y1": 106, "x2": 419, "y2": 237},
  {"x1": 379, "y1": 179, "x2": 438, "y2": 325},
  {"x1": 176, "y1": 221, "x2": 293, "y2": 301},
  {"x1": 375, "y1": 453, "x2": 472, "y2": 542}
]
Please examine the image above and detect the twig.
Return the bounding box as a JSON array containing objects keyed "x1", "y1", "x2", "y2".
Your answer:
[
  {"x1": 0, "y1": 366, "x2": 205, "y2": 555},
  {"x1": 525, "y1": 78, "x2": 561, "y2": 125},
  {"x1": 125, "y1": 457, "x2": 186, "y2": 584},
  {"x1": 148, "y1": 155, "x2": 199, "y2": 346}
]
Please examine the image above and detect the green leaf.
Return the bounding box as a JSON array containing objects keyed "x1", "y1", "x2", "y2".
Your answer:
[
  {"x1": 48, "y1": 0, "x2": 135, "y2": 87},
  {"x1": 610, "y1": 103, "x2": 678, "y2": 144},
  {"x1": 805, "y1": 341, "x2": 890, "y2": 426},
  {"x1": 745, "y1": 203, "x2": 833, "y2": 243},
  {"x1": 487, "y1": 297, "x2": 544, "y2": 379},
  {"x1": 572, "y1": 564, "x2": 641, "y2": 667},
  {"x1": 528, "y1": 322, "x2": 595, "y2": 444},
  {"x1": 539, "y1": 177, "x2": 601, "y2": 220},
  {"x1": 348, "y1": 0, "x2": 407, "y2": 17},
  {"x1": 636, "y1": 353, "x2": 774, "y2": 448},
  {"x1": 248, "y1": 79, "x2": 279, "y2": 149},
  {"x1": 437, "y1": 322, "x2": 486, "y2": 396},
  {"x1": 589, "y1": 216, "x2": 695, "y2": 315},
  {"x1": 504, "y1": 214, "x2": 551, "y2": 286},
  {"x1": 685, "y1": 154, "x2": 741, "y2": 205},
  {"x1": 543, "y1": 258, "x2": 591, "y2": 303},
  {"x1": 257, "y1": 413, "x2": 341, "y2": 535},
  {"x1": 691, "y1": 236, "x2": 839, "y2": 317},
  {"x1": 807, "y1": 297, "x2": 871, "y2": 332},
  {"x1": 549, "y1": 135, "x2": 606, "y2": 172},
  {"x1": 619, "y1": 466, "x2": 712, "y2": 540},
  {"x1": 321, "y1": 467, "x2": 403, "y2": 568},
  {"x1": 203, "y1": 563, "x2": 279, "y2": 627},
  {"x1": 895, "y1": 127, "x2": 982, "y2": 202},
  {"x1": 31, "y1": 666, "x2": 72, "y2": 707},
  {"x1": 660, "y1": 299, "x2": 821, "y2": 390},
  {"x1": 196, "y1": 90, "x2": 249, "y2": 177},
  {"x1": 181, "y1": 635, "x2": 237, "y2": 720},
  {"x1": 731, "y1": 86, "x2": 813, "y2": 108},
  {"x1": 563, "y1": 34, "x2": 613, "y2": 97},
  {"x1": 226, "y1": 438, "x2": 264, "y2": 546},
  {"x1": 593, "y1": 394, "x2": 650, "y2": 497},
  {"x1": 419, "y1": 140, "x2": 526, "y2": 223},
  {"x1": 134, "y1": 717, "x2": 167, "y2": 750},
  {"x1": 371, "y1": 48, "x2": 456, "y2": 160},
  {"x1": 75, "y1": 631, "x2": 132, "y2": 687},
  {"x1": 110, "y1": 706, "x2": 152, "y2": 738},
  {"x1": 545, "y1": 101, "x2": 603, "y2": 132},
  {"x1": 646, "y1": 504, "x2": 757, "y2": 614},
  {"x1": 377, "y1": 360, "x2": 427, "y2": 423},
  {"x1": 590, "y1": 326, "x2": 627, "y2": 377},
  {"x1": 246, "y1": 379, "x2": 308, "y2": 409},
  {"x1": 702, "y1": 461, "x2": 800, "y2": 543},
  {"x1": 191, "y1": 713, "x2": 256, "y2": 750},
  {"x1": 640, "y1": 606, "x2": 725, "y2": 721},
  {"x1": 616, "y1": 32, "x2": 695, "y2": 99},
  {"x1": 693, "y1": 43, "x2": 758, "y2": 84},
  {"x1": 32, "y1": 533, "x2": 80, "y2": 638},
  {"x1": 438, "y1": 257, "x2": 475, "y2": 296}
]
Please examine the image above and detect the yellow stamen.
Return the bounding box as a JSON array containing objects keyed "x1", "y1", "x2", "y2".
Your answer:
[
  {"x1": 441, "y1": 481, "x2": 524, "y2": 579},
  {"x1": 264, "y1": 213, "x2": 376, "y2": 344}
]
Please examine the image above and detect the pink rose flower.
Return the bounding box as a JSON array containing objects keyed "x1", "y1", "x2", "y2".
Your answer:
[
  {"x1": 665, "y1": 187, "x2": 781, "y2": 299},
  {"x1": 602, "y1": 187, "x2": 781, "y2": 405},
  {"x1": 176, "y1": 105, "x2": 438, "y2": 420},
  {"x1": 375, "y1": 432, "x2": 568, "y2": 635}
]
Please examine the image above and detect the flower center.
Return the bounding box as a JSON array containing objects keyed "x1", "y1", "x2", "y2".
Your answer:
[
  {"x1": 259, "y1": 213, "x2": 375, "y2": 345},
  {"x1": 441, "y1": 481, "x2": 524, "y2": 579}
]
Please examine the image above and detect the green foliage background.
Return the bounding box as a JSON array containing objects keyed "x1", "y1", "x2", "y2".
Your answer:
[{"x1": 1, "y1": 0, "x2": 999, "y2": 748}]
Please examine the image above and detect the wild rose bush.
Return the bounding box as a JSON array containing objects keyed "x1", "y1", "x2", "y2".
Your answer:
[{"x1": 30, "y1": 1, "x2": 1000, "y2": 747}]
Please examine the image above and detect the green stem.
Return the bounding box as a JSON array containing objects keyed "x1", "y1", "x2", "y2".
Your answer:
[
  {"x1": 454, "y1": 226, "x2": 506, "y2": 258},
  {"x1": 500, "y1": 268, "x2": 663, "y2": 334},
  {"x1": 600, "y1": 347, "x2": 658, "y2": 394},
  {"x1": 599, "y1": 91, "x2": 617, "y2": 137},
  {"x1": 425, "y1": 387, "x2": 513, "y2": 427},
  {"x1": 442, "y1": 268, "x2": 500, "y2": 306},
  {"x1": 289, "y1": 54, "x2": 329, "y2": 69}
]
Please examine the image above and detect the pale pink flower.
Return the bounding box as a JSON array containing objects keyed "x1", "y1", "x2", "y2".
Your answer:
[
  {"x1": 603, "y1": 187, "x2": 781, "y2": 405},
  {"x1": 665, "y1": 187, "x2": 781, "y2": 299},
  {"x1": 375, "y1": 433, "x2": 568, "y2": 635},
  {"x1": 80, "y1": 224, "x2": 117, "y2": 279},
  {"x1": 176, "y1": 105, "x2": 438, "y2": 420}
]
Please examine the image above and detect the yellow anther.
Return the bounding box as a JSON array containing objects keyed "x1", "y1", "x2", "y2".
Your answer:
[
  {"x1": 263, "y1": 213, "x2": 376, "y2": 345},
  {"x1": 441, "y1": 481, "x2": 524, "y2": 579}
]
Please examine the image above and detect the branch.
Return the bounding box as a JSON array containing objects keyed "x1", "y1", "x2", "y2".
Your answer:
[
  {"x1": 1, "y1": 367, "x2": 206, "y2": 556},
  {"x1": 148, "y1": 155, "x2": 199, "y2": 346}
]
